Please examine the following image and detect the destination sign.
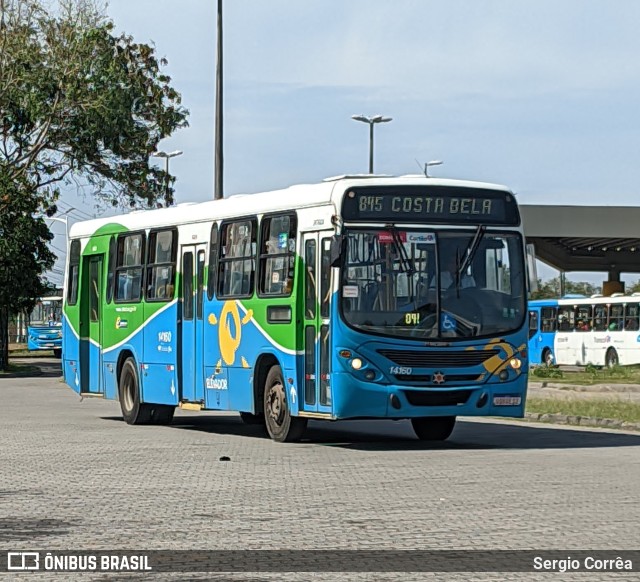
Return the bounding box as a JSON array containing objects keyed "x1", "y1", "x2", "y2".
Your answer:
[{"x1": 341, "y1": 186, "x2": 520, "y2": 225}]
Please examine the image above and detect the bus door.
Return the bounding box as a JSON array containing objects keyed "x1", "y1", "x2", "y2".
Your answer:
[
  {"x1": 528, "y1": 308, "x2": 541, "y2": 361},
  {"x1": 301, "y1": 233, "x2": 333, "y2": 414},
  {"x1": 180, "y1": 244, "x2": 207, "y2": 403},
  {"x1": 79, "y1": 254, "x2": 104, "y2": 394}
]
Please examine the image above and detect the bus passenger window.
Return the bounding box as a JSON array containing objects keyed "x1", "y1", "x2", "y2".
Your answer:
[
  {"x1": 115, "y1": 233, "x2": 145, "y2": 303},
  {"x1": 541, "y1": 307, "x2": 557, "y2": 332},
  {"x1": 219, "y1": 219, "x2": 257, "y2": 298},
  {"x1": 259, "y1": 214, "x2": 296, "y2": 297}
]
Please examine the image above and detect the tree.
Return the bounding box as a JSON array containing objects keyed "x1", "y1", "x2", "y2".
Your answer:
[
  {"x1": 626, "y1": 280, "x2": 640, "y2": 294},
  {"x1": 529, "y1": 278, "x2": 561, "y2": 300},
  {"x1": 529, "y1": 277, "x2": 601, "y2": 300},
  {"x1": 0, "y1": 174, "x2": 56, "y2": 368},
  {"x1": 0, "y1": 0, "x2": 189, "y2": 369}
]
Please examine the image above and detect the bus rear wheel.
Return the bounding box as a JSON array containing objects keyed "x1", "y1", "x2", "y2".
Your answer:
[
  {"x1": 53, "y1": 348, "x2": 62, "y2": 359},
  {"x1": 118, "y1": 357, "x2": 151, "y2": 425},
  {"x1": 542, "y1": 348, "x2": 554, "y2": 366},
  {"x1": 263, "y1": 365, "x2": 307, "y2": 443},
  {"x1": 411, "y1": 416, "x2": 456, "y2": 441},
  {"x1": 605, "y1": 348, "x2": 619, "y2": 368}
]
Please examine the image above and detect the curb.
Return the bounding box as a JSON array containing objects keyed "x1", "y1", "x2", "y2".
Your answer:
[
  {"x1": 528, "y1": 381, "x2": 640, "y2": 393},
  {"x1": 524, "y1": 412, "x2": 640, "y2": 432}
]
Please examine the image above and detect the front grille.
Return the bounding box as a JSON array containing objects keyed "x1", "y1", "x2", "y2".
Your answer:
[
  {"x1": 403, "y1": 389, "x2": 472, "y2": 407},
  {"x1": 395, "y1": 374, "x2": 432, "y2": 382},
  {"x1": 395, "y1": 374, "x2": 482, "y2": 383},
  {"x1": 379, "y1": 349, "x2": 499, "y2": 367}
]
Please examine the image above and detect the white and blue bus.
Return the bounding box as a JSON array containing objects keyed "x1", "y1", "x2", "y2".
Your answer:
[
  {"x1": 555, "y1": 294, "x2": 640, "y2": 367},
  {"x1": 62, "y1": 175, "x2": 532, "y2": 442},
  {"x1": 27, "y1": 295, "x2": 63, "y2": 358},
  {"x1": 528, "y1": 299, "x2": 559, "y2": 366}
]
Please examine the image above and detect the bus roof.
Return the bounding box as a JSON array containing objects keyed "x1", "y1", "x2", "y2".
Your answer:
[
  {"x1": 557, "y1": 294, "x2": 640, "y2": 306},
  {"x1": 68, "y1": 176, "x2": 514, "y2": 238},
  {"x1": 528, "y1": 298, "x2": 560, "y2": 307}
]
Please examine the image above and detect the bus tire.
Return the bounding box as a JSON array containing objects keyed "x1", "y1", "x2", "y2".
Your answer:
[
  {"x1": 542, "y1": 348, "x2": 553, "y2": 366},
  {"x1": 118, "y1": 357, "x2": 152, "y2": 425},
  {"x1": 53, "y1": 348, "x2": 62, "y2": 359},
  {"x1": 239, "y1": 412, "x2": 264, "y2": 426},
  {"x1": 263, "y1": 365, "x2": 307, "y2": 442},
  {"x1": 150, "y1": 405, "x2": 175, "y2": 425},
  {"x1": 411, "y1": 416, "x2": 456, "y2": 441},
  {"x1": 605, "y1": 348, "x2": 619, "y2": 368}
]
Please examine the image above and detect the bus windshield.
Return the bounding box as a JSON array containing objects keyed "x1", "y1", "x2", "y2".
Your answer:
[
  {"x1": 340, "y1": 228, "x2": 526, "y2": 340},
  {"x1": 29, "y1": 297, "x2": 63, "y2": 327}
]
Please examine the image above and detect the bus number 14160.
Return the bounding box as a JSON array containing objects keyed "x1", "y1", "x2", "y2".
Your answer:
[{"x1": 389, "y1": 366, "x2": 413, "y2": 375}]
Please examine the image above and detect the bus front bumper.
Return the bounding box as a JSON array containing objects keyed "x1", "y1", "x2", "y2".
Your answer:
[{"x1": 329, "y1": 372, "x2": 527, "y2": 420}]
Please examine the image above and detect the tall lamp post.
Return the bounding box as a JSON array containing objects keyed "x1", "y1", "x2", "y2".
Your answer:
[
  {"x1": 423, "y1": 160, "x2": 443, "y2": 177},
  {"x1": 351, "y1": 114, "x2": 392, "y2": 174},
  {"x1": 152, "y1": 150, "x2": 183, "y2": 204},
  {"x1": 45, "y1": 208, "x2": 75, "y2": 294},
  {"x1": 44, "y1": 206, "x2": 75, "y2": 286}
]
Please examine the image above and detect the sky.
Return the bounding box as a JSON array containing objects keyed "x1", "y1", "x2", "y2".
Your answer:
[{"x1": 48, "y1": 0, "x2": 640, "y2": 287}]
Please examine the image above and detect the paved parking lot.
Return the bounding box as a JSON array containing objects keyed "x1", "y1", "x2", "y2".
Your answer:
[{"x1": 2, "y1": 361, "x2": 640, "y2": 581}]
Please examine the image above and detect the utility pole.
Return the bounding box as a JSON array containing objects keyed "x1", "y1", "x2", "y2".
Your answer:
[{"x1": 214, "y1": 0, "x2": 224, "y2": 200}]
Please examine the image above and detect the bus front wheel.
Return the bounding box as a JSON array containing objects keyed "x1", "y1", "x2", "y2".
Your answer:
[
  {"x1": 411, "y1": 416, "x2": 456, "y2": 441},
  {"x1": 605, "y1": 348, "x2": 619, "y2": 368},
  {"x1": 53, "y1": 348, "x2": 62, "y2": 359},
  {"x1": 118, "y1": 357, "x2": 151, "y2": 425},
  {"x1": 542, "y1": 348, "x2": 554, "y2": 366},
  {"x1": 263, "y1": 365, "x2": 307, "y2": 442}
]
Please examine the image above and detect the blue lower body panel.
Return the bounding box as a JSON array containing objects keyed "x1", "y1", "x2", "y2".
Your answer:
[{"x1": 330, "y1": 373, "x2": 527, "y2": 419}]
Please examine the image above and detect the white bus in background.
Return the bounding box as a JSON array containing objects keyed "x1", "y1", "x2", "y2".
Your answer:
[{"x1": 554, "y1": 294, "x2": 640, "y2": 367}]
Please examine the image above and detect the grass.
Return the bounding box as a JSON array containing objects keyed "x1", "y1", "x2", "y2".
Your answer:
[
  {"x1": 0, "y1": 362, "x2": 41, "y2": 375},
  {"x1": 531, "y1": 363, "x2": 640, "y2": 385},
  {"x1": 526, "y1": 397, "x2": 640, "y2": 424}
]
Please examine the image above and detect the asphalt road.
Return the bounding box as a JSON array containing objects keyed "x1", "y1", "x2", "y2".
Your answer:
[{"x1": 1, "y1": 359, "x2": 639, "y2": 581}]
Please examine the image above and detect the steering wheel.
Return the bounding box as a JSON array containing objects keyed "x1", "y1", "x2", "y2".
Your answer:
[
  {"x1": 409, "y1": 313, "x2": 438, "y2": 337},
  {"x1": 442, "y1": 290, "x2": 484, "y2": 328}
]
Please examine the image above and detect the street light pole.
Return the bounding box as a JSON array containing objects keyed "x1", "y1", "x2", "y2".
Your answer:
[
  {"x1": 423, "y1": 160, "x2": 443, "y2": 178},
  {"x1": 45, "y1": 208, "x2": 75, "y2": 294},
  {"x1": 351, "y1": 114, "x2": 392, "y2": 173},
  {"x1": 214, "y1": 0, "x2": 224, "y2": 200},
  {"x1": 152, "y1": 150, "x2": 183, "y2": 204},
  {"x1": 46, "y1": 207, "x2": 75, "y2": 243}
]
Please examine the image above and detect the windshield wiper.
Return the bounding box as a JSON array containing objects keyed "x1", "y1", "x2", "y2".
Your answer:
[
  {"x1": 456, "y1": 225, "x2": 485, "y2": 292},
  {"x1": 388, "y1": 225, "x2": 415, "y2": 276}
]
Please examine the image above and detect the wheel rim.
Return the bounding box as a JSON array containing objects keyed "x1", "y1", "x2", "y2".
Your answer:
[
  {"x1": 122, "y1": 367, "x2": 135, "y2": 412},
  {"x1": 266, "y1": 380, "x2": 286, "y2": 428}
]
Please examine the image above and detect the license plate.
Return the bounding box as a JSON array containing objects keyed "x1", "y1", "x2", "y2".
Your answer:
[{"x1": 493, "y1": 395, "x2": 521, "y2": 406}]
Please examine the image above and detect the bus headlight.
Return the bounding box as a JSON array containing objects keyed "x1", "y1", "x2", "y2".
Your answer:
[
  {"x1": 351, "y1": 358, "x2": 363, "y2": 370},
  {"x1": 509, "y1": 358, "x2": 522, "y2": 370}
]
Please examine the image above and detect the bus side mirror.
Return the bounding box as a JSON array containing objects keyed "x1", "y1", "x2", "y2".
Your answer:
[
  {"x1": 526, "y1": 243, "x2": 538, "y2": 294},
  {"x1": 329, "y1": 235, "x2": 346, "y2": 268}
]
